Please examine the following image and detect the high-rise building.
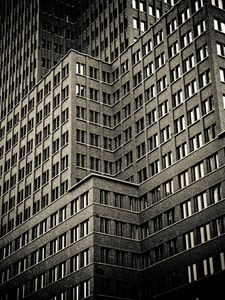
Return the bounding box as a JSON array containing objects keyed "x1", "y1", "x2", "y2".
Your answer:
[{"x1": 1, "y1": 0, "x2": 225, "y2": 299}]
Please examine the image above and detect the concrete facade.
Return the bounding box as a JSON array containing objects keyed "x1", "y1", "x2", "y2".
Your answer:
[{"x1": 1, "y1": 0, "x2": 225, "y2": 299}]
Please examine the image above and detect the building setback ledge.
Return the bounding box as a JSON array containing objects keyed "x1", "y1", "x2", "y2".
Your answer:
[{"x1": 68, "y1": 173, "x2": 139, "y2": 192}]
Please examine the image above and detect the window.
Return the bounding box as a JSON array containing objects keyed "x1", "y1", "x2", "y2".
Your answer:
[
  {"x1": 61, "y1": 131, "x2": 69, "y2": 146},
  {"x1": 53, "y1": 72, "x2": 60, "y2": 87},
  {"x1": 103, "y1": 137, "x2": 112, "y2": 150},
  {"x1": 137, "y1": 142, "x2": 146, "y2": 158},
  {"x1": 114, "y1": 134, "x2": 122, "y2": 149},
  {"x1": 211, "y1": 0, "x2": 225, "y2": 9},
  {"x1": 103, "y1": 114, "x2": 112, "y2": 127},
  {"x1": 207, "y1": 153, "x2": 219, "y2": 172},
  {"x1": 162, "y1": 152, "x2": 173, "y2": 169},
  {"x1": 195, "y1": 20, "x2": 206, "y2": 37},
  {"x1": 124, "y1": 127, "x2": 132, "y2": 141},
  {"x1": 149, "y1": 159, "x2": 160, "y2": 176},
  {"x1": 133, "y1": 18, "x2": 139, "y2": 29},
  {"x1": 174, "y1": 115, "x2": 185, "y2": 133},
  {"x1": 139, "y1": 1, "x2": 146, "y2": 12},
  {"x1": 90, "y1": 110, "x2": 100, "y2": 124},
  {"x1": 113, "y1": 89, "x2": 120, "y2": 103},
  {"x1": 144, "y1": 62, "x2": 154, "y2": 78},
  {"x1": 43, "y1": 124, "x2": 51, "y2": 139},
  {"x1": 178, "y1": 170, "x2": 189, "y2": 188},
  {"x1": 155, "y1": 8, "x2": 161, "y2": 18},
  {"x1": 136, "y1": 117, "x2": 145, "y2": 134},
  {"x1": 172, "y1": 89, "x2": 183, "y2": 107},
  {"x1": 199, "y1": 69, "x2": 211, "y2": 88},
  {"x1": 146, "y1": 108, "x2": 157, "y2": 125},
  {"x1": 133, "y1": 72, "x2": 142, "y2": 87},
  {"x1": 165, "y1": 208, "x2": 175, "y2": 226},
  {"x1": 140, "y1": 20, "x2": 146, "y2": 32},
  {"x1": 184, "y1": 231, "x2": 195, "y2": 250},
  {"x1": 103, "y1": 92, "x2": 111, "y2": 105},
  {"x1": 121, "y1": 60, "x2": 129, "y2": 74},
  {"x1": 100, "y1": 190, "x2": 109, "y2": 205},
  {"x1": 152, "y1": 214, "x2": 163, "y2": 232},
  {"x1": 148, "y1": 133, "x2": 158, "y2": 151},
  {"x1": 181, "y1": 30, "x2": 192, "y2": 48},
  {"x1": 180, "y1": 7, "x2": 190, "y2": 23},
  {"x1": 181, "y1": 199, "x2": 192, "y2": 219},
  {"x1": 89, "y1": 66, "x2": 99, "y2": 79},
  {"x1": 183, "y1": 55, "x2": 194, "y2": 73},
  {"x1": 193, "y1": 192, "x2": 207, "y2": 213},
  {"x1": 125, "y1": 151, "x2": 133, "y2": 166},
  {"x1": 217, "y1": 42, "x2": 225, "y2": 56},
  {"x1": 154, "y1": 29, "x2": 163, "y2": 46},
  {"x1": 76, "y1": 129, "x2": 86, "y2": 143},
  {"x1": 52, "y1": 138, "x2": 60, "y2": 154},
  {"x1": 41, "y1": 194, "x2": 48, "y2": 209},
  {"x1": 164, "y1": 179, "x2": 174, "y2": 196},
  {"x1": 176, "y1": 142, "x2": 188, "y2": 160},
  {"x1": 155, "y1": 52, "x2": 165, "y2": 69},
  {"x1": 89, "y1": 88, "x2": 99, "y2": 101},
  {"x1": 132, "y1": 49, "x2": 141, "y2": 64},
  {"x1": 76, "y1": 84, "x2": 85, "y2": 96},
  {"x1": 209, "y1": 184, "x2": 221, "y2": 204},
  {"x1": 167, "y1": 18, "x2": 177, "y2": 35},
  {"x1": 90, "y1": 133, "x2": 100, "y2": 147},
  {"x1": 191, "y1": 162, "x2": 204, "y2": 181},
  {"x1": 44, "y1": 81, "x2": 51, "y2": 96},
  {"x1": 143, "y1": 40, "x2": 152, "y2": 56},
  {"x1": 76, "y1": 153, "x2": 86, "y2": 167},
  {"x1": 160, "y1": 125, "x2": 170, "y2": 143},
  {"x1": 188, "y1": 263, "x2": 198, "y2": 283},
  {"x1": 171, "y1": 65, "x2": 181, "y2": 82},
  {"x1": 157, "y1": 76, "x2": 167, "y2": 93},
  {"x1": 185, "y1": 79, "x2": 197, "y2": 98},
  {"x1": 214, "y1": 18, "x2": 225, "y2": 32},
  {"x1": 190, "y1": 133, "x2": 203, "y2": 151},
  {"x1": 159, "y1": 100, "x2": 168, "y2": 118},
  {"x1": 198, "y1": 223, "x2": 211, "y2": 243},
  {"x1": 134, "y1": 94, "x2": 143, "y2": 110},
  {"x1": 52, "y1": 162, "x2": 59, "y2": 178},
  {"x1": 202, "y1": 96, "x2": 214, "y2": 115},
  {"x1": 145, "y1": 84, "x2": 155, "y2": 101},
  {"x1": 187, "y1": 106, "x2": 200, "y2": 125},
  {"x1": 100, "y1": 218, "x2": 111, "y2": 234},
  {"x1": 76, "y1": 106, "x2": 86, "y2": 119},
  {"x1": 104, "y1": 161, "x2": 113, "y2": 174},
  {"x1": 194, "y1": 0, "x2": 203, "y2": 11},
  {"x1": 204, "y1": 124, "x2": 216, "y2": 142},
  {"x1": 76, "y1": 62, "x2": 85, "y2": 75},
  {"x1": 168, "y1": 41, "x2": 179, "y2": 58},
  {"x1": 113, "y1": 111, "x2": 121, "y2": 126},
  {"x1": 53, "y1": 93, "x2": 60, "y2": 108},
  {"x1": 220, "y1": 68, "x2": 225, "y2": 82},
  {"x1": 60, "y1": 180, "x2": 68, "y2": 196},
  {"x1": 42, "y1": 170, "x2": 49, "y2": 185},
  {"x1": 58, "y1": 233, "x2": 67, "y2": 250},
  {"x1": 146, "y1": 4, "x2": 156, "y2": 15},
  {"x1": 197, "y1": 44, "x2": 208, "y2": 62},
  {"x1": 61, "y1": 108, "x2": 69, "y2": 124},
  {"x1": 53, "y1": 116, "x2": 60, "y2": 131},
  {"x1": 90, "y1": 157, "x2": 100, "y2": 171},
  {"x1": 153, "y1": 244, "x2": 164, "y2": 262},
  {"x1": 203, "y1": 257, "x2": 214, "y2": 276},
  {"x1": 61, "y1": 64, "x2": 69, "y2": 78},
  {"x1": 138, "y1": 167, "x2": 147, "y2": 182}
]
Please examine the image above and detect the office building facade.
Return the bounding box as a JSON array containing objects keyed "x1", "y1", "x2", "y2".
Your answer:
[{"x1": 1, "y1": 0, "x2": 225, "y2": 299}]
